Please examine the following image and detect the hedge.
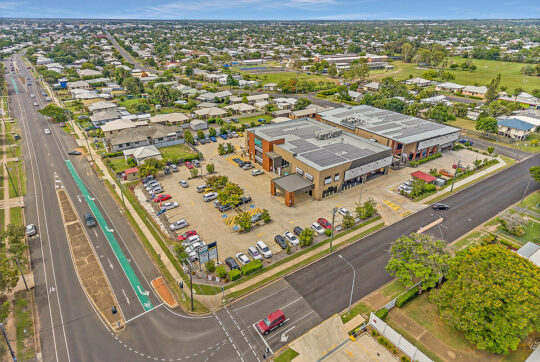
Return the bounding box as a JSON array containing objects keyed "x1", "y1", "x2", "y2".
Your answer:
[
  {"x1": 228, "y1": 269, "x2": 241, "y2": 281},
  {"x1": 396, "y1": 286, "x2": 419, "y2": 308},
  {"x1": 408, "y1": 153, "x2": 442, "y2": 167},
  {"x1": 104, "y1": 151, "x2": 124, "y2": 158},
  {"x1": 241, "y1": 259, "x2": 263, "y2": 276},
  {"x1": 182, "y1": 154, "x2": 200, "y2": 162},
  {"x1": 375, "y1": 307, "x2": 388, "y2": 320},
  {"x1": 216, "y1": 266, "x2": 227, "y2": 279}
]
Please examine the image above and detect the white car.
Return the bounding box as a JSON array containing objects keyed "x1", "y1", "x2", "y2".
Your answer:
[
  {"x1": 256, "y1": 240, "x2": 272, "y2": 259},
  {"x1": 169, "y1": 219, "x2": 189, "y2": 231},
  {"x1": 170, "y1": 164, "x2": 179, "y2": 172},
  {"x1": 162, "y1": 201, "x2": 179, "y2": 210},
  {"x1": 30, "y1": 93, "x2": 35, "y2": 98},
  {"x1": 284, "y1": 231, "x2": 299, "y2": 246},
  {"x1": 251, "y1": 169, "x2": 263, "y2": 176},
  {"x1": 179, "y1": 180, "x2": 189, "y2": 188},
  {"x1": 25, "y1": 224, "x2": 37, "y2": 236},
  {"x1": 338, "y1": 207, "x2": 349, "y2": 216},
  {"x1": 33, "y1": 102, "x2": 39, "y2": 106},
  {"x1": 311, "y1": 222, "x2": 325, "y2": 235},
  {"x1": 235, "y1": 253, "x2": 250, "y2": 265},
  {"x1": 152, "y1": 185, "x2": 164, "y2": 194},
  {"x1": 185, "y1": 241, "x2": 205, "y2": 254},
  {"x1": 43, "y1": 128, "x2": 51, "y2": 135}
]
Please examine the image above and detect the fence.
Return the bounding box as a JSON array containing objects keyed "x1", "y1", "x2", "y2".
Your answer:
[{"x1": 369, "y1": 313, "x2": 433, "y2": 362}]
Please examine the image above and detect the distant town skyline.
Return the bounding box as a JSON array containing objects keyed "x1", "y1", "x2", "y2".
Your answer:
[{"x1": 0, "y1": 0, "x2": 538, "y2": 20}]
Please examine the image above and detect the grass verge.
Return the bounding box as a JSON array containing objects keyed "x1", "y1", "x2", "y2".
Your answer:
[
  {"x1": 10, "y1": 207, "x2": 22, "y2": 226},
  {"x1": 340, "y1": 302, "x2": 373, "y2": 324},
  {"x1": 273, "y1": 348, "x2": 299, "y2": 362},
  {"x1": 13, "y1": 291, "x2": 35, "y2": 361}
]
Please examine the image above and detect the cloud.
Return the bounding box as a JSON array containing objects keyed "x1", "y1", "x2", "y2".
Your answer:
[{"x1": 0, "y1": 1, "x2": 21, "y2": 10}]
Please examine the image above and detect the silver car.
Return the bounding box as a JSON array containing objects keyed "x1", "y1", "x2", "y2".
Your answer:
[
  {"x1": 26, "y1": 224, "x2": 37, "y2": 236},
  {"x1": 179, "y1": 180, "x2": 189, "y2": 188},
  {"x1": 169, "y1": 219, "x2": 189, "y2": 231},
  {"x1": 235, "y1": 253, "x2": 250, "y2": 265}
]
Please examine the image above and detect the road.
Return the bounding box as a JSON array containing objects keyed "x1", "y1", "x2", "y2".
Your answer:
[
  {"x1": 462, "y1": 135, "x2": 531, "y2": 161},
  {"x1": 5, "y1": 54, "x2": 540, "y2": 361},
  {"x1": 104, "y1": 31, "x2": 161, "y2": 75}
]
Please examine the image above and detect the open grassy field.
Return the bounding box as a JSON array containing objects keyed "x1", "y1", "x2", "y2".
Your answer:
[
  {"x1": 159, "y1": 144, "x2": 198, "y2": 161},
  {"x1": 369, "y1": 57, "x2": 540, "y2": 93},
  {"x1": 236, "y1": 114, "x2": 272, "y2": 125}
]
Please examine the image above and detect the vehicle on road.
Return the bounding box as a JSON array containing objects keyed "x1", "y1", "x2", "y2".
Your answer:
[
  {"x1": 84, "y1": 213, "x2": 97, "y2": 227},
  {"x1": 432, "y1": 203, "x2": 450, "y2": 210},
  {"x1": 45, "y1": 96, "x2": 51, "y2": 101},
  {"x1": 257, "y1": 310, "x2": 286, "y2": 335},
  {"x1": 256, "y1": 240, "x2": 272, "y2": 258},
  {"x1": 248, "y1": 246, "x2": 263, "y2": 261},
  {"x1": 162, "y1": 201, "x2": 179, "y2": 210},
  {"x1": 178, "y1": 230, "x2": 197, "y2": 241},
  {"x1": 311, "y1": 222, "x2": 325, "y2": 235},
  {"x1": 43, "y1": 128, "x2": 51, "y2": 134},
  {"x1": 185, "y1": 162, "x2": 194, "y2": 169},
  {"x1": 235, "y1": 253, "x2": 250, "y2": 265},
  {"x1": 317, "y1": 217, "x2": 331, "y2": 229},
  {"x1": 154, "y1": 194, "x2": 171, "y2": 203},
  {"x1": 33, "y1": 102, "x2": 39, "y2": 106},
  {"x1": 337, "y1": 207, "x2": 349, "y2": 216},
  {"x1": 274, "y1": 234, "x2": 288, "y2": 249},
  {"x1": 284, "y1": 231, "x2": 299, "y2": 246},
  {"x1": 179, "y1": 180, "x2": 189, "y2": 188},
  {"x1": 68, "y1": 150, "x2": 82, "y2": 155},
  {"x1": 30, "y1": 93, "x2": 35, "y2": 98},
  {"x1": 169, "y1": 219, "x2": 189, "y2": 231},
  {"x1": 458, "y1": 139, "x2": 473, "y2": 145},
  {"x1": 251, "y1": 169, "x2": 263, "y2": 176},
  {"x1": 25, "y1": 224, "x2": 37, "y2": 236},
  {"x1": 293, "y1": 226, "x2": 303, "y2": 236},
  {"x1": 225, "y1": 257, "x2": 240, "y2": 270}
]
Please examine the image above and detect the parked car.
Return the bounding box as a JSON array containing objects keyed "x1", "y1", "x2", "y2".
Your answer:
[
  {"x1": 439, "y1": 169, "x2": 452, "y2": 178},
  {"x1": 219, "y1": 204, "x2": 232, "y2": 213},
  {"x1": 251, "y1": 169, "x2": 263, "y2": 176},
  {"x1": 25, "y1": 224, "x2": 37, "y2": 236},
  {"x1": 239, "y1": 195, "x2": 252, "y2": 205},
  {"x1": 317, "y1": 217, "x2": 331, "y2": 229},
  {"x1": 274, "y1": 234, "x2": 288, "y2": 249},
  {"x1": 178, "y1": 230, "x2": 197, "y2": 241},
  {"x1": 248, "y1": 246, "x2": 263, "y2": 261},
  {"x1": 179, "y1": 180, "x2": 189, "y2": 188},
  {"x1": 169, "y1": 219, "x2": 189, "y2": 231},
  {"x1": 284, "y1": 231, "x2": 299, "y2": 246},
  {"x1": 452, "y1": 164, "x2": 465, "y2": 171},
  {"x1": 182, "y1": 235, "x2": 201, "y2": 247},
  {"x1": 432, "y1": 203, "x2": 450, "y2": 210},
  {"x1": 84, "y1": 213, "x2": 97, "y2": 227},
  {"x1": 152, "y1": 185, "x2": 164, "y2": 194},
  {"x1": 196, "y1": 184, "x2": 207, "y2": 193},
  {"x1": 185, "y1": 162, "x2": 194, "y2": 169},
  {"x1": 236, "y1": 253, "x2": 250, "y2": 265},
  {"x1": 225, "y1": 257, "x2": 240, "y2": 271},
  {"x1": 163, "y1": 166, "x2": 171, "y2": 175},
  {"x1": 311, "y1": 222, "x2": 325, "y2": 235},
  {"x1": 185, "y1": 241, "x2": 205, "y2": 255},
  {"x1": 68, "y1": 150, "x2": 82, "y2": 155},
  {"x1": 170, "y1": 164, "x2": 179, "y2": 172},
  {"x1": 256, "y1": 310, "x2": 286, "y2": 335},
  {"x1": 154, "y1": 194, "x2": 171, "y2": 203},
  {"x1": 45, "y1": 96, "x2": 51, "y2": 101},
  {"x1": 162, "y1": 201, "x2": 179, "y2": 210},
  {"x1": 192, "y1": 159, "x2": 200, "y2": 167},
  {"x1": 458, "y1": 139, "x2": 473, "y2": 145},
  {"x1": 337, "y1": 207, "x2": 349, "y2": 216},
  {"x1": 220, "y1": 134, "x2": 228, "y2": 140},
  {"x1": 251, "y1": 213, "x2": 262, "y2": 223},
  {"x1": 258, "y1": 118, "x2": 266, "y2": 123},
  {"x1": 203, "y1": 192, "x2": 218, "y2": 202},
  {"x1": 242, "y1": 163, "x2": 254, "y2": 170},
  {"x1": 293, "y1": 226, "x2": 303, "y2": 236},
  {"x1": 209, "y1": 136, "x2": 217, "y2": 142},
  {"x1": 256, "y1": 240, "x2": 272, "y2": 258}
]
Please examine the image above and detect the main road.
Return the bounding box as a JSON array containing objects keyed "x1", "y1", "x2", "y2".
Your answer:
[{"x1": 5, "y1": 54, "x2": 539, "y2": 361}]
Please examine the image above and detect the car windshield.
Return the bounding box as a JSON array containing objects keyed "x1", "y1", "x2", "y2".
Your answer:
[
  {"x1": 263, "y1": 317, "x2": 271, "y2": 327},
  {"x1": 262, "y1": 247, "x2": 269, "y2": 252}
]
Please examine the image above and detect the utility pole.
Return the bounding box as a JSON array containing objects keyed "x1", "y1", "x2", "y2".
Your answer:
[
  {"x1": 449, "y1": 159, "x2": 460, "y2": 193},
  {"x1": 520, "y1": 178, "x2": 533, "y2": 205},
  {"x1": 0, "y1": 322, "x2": 17, "y2": 362},
  {"x1": 4, "y1": 163, "x2": 18, "y2": 197},
  {"x1": 84, "y1": 133, "x2": 94, "y2": 162},
  {"x1": 329, "y1": 207, "x2": 337, "y2": 252},
  {"x1": 338, "y1": 255, "x2": 355, "y2": 314},
  {"x1": 15, "y1": 258, "x2": 28, "y2": 291}
]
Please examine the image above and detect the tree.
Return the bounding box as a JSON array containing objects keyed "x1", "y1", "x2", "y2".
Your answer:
[
  {"x1": 234, "y1": 212, "x2": 252, "y2": 232},
  {"x1": 124, "y1": 76, "x2": 143, "y2": 95},
  {"x1": 475, "y1": 116, "x2": 498, "y2": 134},
  {"x1": 299, "y1": 228, "x2": 314, "y2": 247},
  {"x1": 452, "y1": 103, "x2": 468, "y2": 118},
  {"x1": 499, "y1": 213, "x2": 526, "y2": 236},
  {"x1": 208, "y1": 127, "x2": 217, "y2": 137},
  {"x1": 153, "y1": 85, "x2": 172, "y2": 106},
  {"x1": 72, "y1": 99, "x2": 84, "y2": 112},
  {"x1": 190, "y1": 168, "x2": 198, "y2": 178},
  {"x1": 206, "y1": 163, "x2": 215, "y2": 174},
  {"x1": 342, "y1": 214, "x2": 355, "y2": 229},
  {"x1": 430, "y1": 244, "x2": 540, "y2": 354},
  {"x1": 401, "y1": 43, "x2": 414, "y2": 63},
  {"x1": 138, "y1": 158, "x2": 163, "y2": 177},
  {"x1": 529, "y1": 166, "x2": 540, "y2": 182},
  {"x1": 355, "y1": 199, "x2": 377, "y2": 219},
  {"x1": 513, "y1": 87, "x2": 524, "y2": 100},
  {"x1": 217, "y1": 182, "x2": 243, "y2": 208},
  {"x1": 2, "y1": 224, "x2": 27, "y2": 259},
  {"x1": 386, "y1": 233, "x2": 450, "y2": 288},
  {"x1": 484, "y1": 74, "x2": 501, "y2": 103},
  {"x1": 185, "y1": 66, "x2": 194, "y2": 77},
  {"x1": 487, "y1": 146, "x2": 495, "y2": 156},
  {"x1": 328, "y1": 64, "x2": 337, "y2": 77},
  {"x1": 294, "y1": 97, "x2": 311, "y2": 111},
  {"x1": 38, "y1": 104, "x2": 68, "y2": 123},
  {"x1": 196, "y1": 130, "x2": 205, "y2": 140},
  {"x1": 429, "y1": 104, "x2": 455, "y2": 122},
  {"x1": 344, "y1": 63, "x2": 369, "y2": 83},
  {"x1": 0, "y1": 256, "x2": 18, "y2": 295},
  {"x1": 183, "y1": 130, "x2": 194, "y2": 145},
  {"x1": 206, "y1": 175, "x2": 229, "y2": 190},
  {"x1": 260, "y1": 209, "x2": 271, "y2": 223}
]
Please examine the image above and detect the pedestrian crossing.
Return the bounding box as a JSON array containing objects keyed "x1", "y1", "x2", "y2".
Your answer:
[{"x1": 224, "y1": 206, "x2": 262, "y2": 226}]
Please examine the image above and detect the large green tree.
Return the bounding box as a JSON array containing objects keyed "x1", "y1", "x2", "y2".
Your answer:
[
  {"x1": 386, "y1": 233, "x2": 450, "y2": 288},
  {"x1": 124, "y1": 76, "x2": 144, "y2": 95},
  {"x1": 38, "y1": 104, "x2": 69, "y2": 123},
  {"x1": 217, "y1": 182, "x2": 243, "y2": 207},
  {"x1": 529, "y1": 166, "x2": 540, "y2": 182},
  {"x1": 294, "y1": 97, "x2": 311, "y2": 111},
  {"x1": 430, "y1": 244, "x2": 540, "y2": 354},
  {"x1": 475, "y1": 116, "x2": 498, "y2": 134}
]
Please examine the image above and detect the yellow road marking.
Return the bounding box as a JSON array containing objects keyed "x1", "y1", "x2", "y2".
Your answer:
[
  {"x1": 190, "y1": 201, "x2": 194, "y2": 206},
  {"x1": 257, "y1": 232, "x2": 265, "y2": 237},
  {"x1": 289, "y1": 220, "x2": 297, "y2": 224},
  {"x1": 345, "y1": 349, "x2": 353, "y2": 357}
]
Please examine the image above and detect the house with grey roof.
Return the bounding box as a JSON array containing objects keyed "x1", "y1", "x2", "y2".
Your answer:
[{"x1": 106, "y1": 124, "x2": 184, "y2": 152}]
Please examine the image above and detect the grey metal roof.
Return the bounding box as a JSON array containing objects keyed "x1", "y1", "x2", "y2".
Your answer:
[
  {"x1": 272, "y1": 173, "x2": 314, "y2": 193},
  {"x1": 318, "y1": 105, "x2": 460, "y2": 145},
  {"x1": 516, "y1": 242, "x2": 540, "y2": 258}
]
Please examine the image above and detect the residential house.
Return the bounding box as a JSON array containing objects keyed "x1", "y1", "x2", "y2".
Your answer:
[
  {"x1": 272, "y1": 97, "x2": 297, "y2": 110},
  {"x1": 107, "y1": 124, "x2": 184, "y2": 152},
  {"x1": 246, "y1": 94, "x2": 269, "y2": 105},
  {"x1": 123, "y1": 146, "x2": 162, "y2": 165},
  {"x1": 88, "y1": 100, "x2": 117, "y2": 113},
  {"x1": 421, "y1": 95, "x2": 453, "y2": 106},
  {"x1": 348, "y1": 90, "x2": 363, "y2": 102},
  {"x1": 225, "y1": 103, "x2": 256, "y2": 115},
  {"x1": 497, "y1": 118, "x2": 536, "y2": 140},
  {"x1": 497, "y1": 92, "x2": 540, "y2": 109},
  {"x1": 290, "y1": 105, "x2": 333, "y2": 120},
  {"x1": 363, "y1": 82, "x2": 380, "y2": 92},
  {"x1": 263, "y1": 83, "x2": 278, "y2": 91},
  {"x1": 78, "y1": 69, "x2": 102, "y2": 78},
  {"x1": 435, "y1": 82, "x2": 465, "y2": 93},
  {"x1": 462, "y1": 85, "x2": 488, "y2": 99},
  {"x1": 67, "y1": 80, "x2": 91, "y2": 91},
  {"x1": 194, "y1": 107, "x2": 227, "y2": 119},
  {"x1": 149, "y1": 113, "x2": 191, "y2": 125},
  {"x1": 101, "y1": 118, "x2": 149, "y2": 137},
  {"x1": 405, "y1": 77, "x2": 431, "y2": 87},
  {"x1": 90, "y1": 109, "x2": 122, "y2": 126},
  {"x1": 196, "y1": 90, "x2": 233, "y2": 103},
  {"x1": 190, "y1": 119, "x2": 208, "y2": 131}
]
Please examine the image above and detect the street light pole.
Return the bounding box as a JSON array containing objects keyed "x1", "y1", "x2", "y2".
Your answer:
[
  {"x1": 0, "y1": 322, "x2": 17, "y2": 362},
  {"x1": 520, "y1": 177, "x2": 533, "y2": 205},
  {"x1": 15, "y1": 258, "x2": 28, "y2": 291},
  {"x1": 338, "y1": 254, "x2": 355, "y2": 314},
  {"x1": 329, "y1": 207, "x2": 337, "y2": 252},
  {"x1": 449, "y1": 159, "x2": 460, "y2": 193}
]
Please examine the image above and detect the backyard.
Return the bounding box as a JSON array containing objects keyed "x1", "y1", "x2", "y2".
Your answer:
[{"x1": 159, "y1": 144, "x2": 198, "y2": 161}]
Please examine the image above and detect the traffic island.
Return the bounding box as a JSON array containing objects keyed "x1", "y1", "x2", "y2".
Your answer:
[
  {"x1": 57, "y1": 188, "x2": 125, "y2": 331},
  {"x1": 151, "y1": 277, "x2": 178, "y2": 308}
]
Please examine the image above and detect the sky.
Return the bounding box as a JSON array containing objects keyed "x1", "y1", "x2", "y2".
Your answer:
[{"x1": 0, "y1": 0, "x2": 538, "y2": 20}]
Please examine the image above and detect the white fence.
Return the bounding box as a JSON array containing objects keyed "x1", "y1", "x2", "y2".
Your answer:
[{"x1": 369, "y1": 313, "x2": 433, "y2": 362}]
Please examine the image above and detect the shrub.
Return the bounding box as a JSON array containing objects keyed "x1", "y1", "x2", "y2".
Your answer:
[
  {"x1": 324, "y1": 229, "x2": 332, "y2": 237},
  {"x1": 375, "y1": 308, "x2": 388, "y2": 320},
  {"x1": 104, "y1": 151, "x2": 124, "y2": 158},
  {"x1": 299, "y1": 228, "x2": 314, "y2": 247},
  {"x1": 396, "y1": 286, "x2": 419, "y2": 308},
  {"x1": 424, "y1": 184, "x2": 436, "y2": 192},
  {"x1": 342, "y1": 214, "x2": 355, "y2": 229},
  {"x1": 216, "y1": 266, "x2": 227, "y2": 279},
  {"x1": 499, "y1": 213, "x2": 526, "y2": 236},
  {"x1": 401, "y1": 356, "x2": 410, "y2": 362},
  {"x1": 205, "y1": 260, "x2": 215, "y2": 273},
  {"x1": 240, "y1": 259, "x2": 263, "y2": 276},
  {"x1": 228, "y1": 269, "x2": 241, "y2": 281},
  {"x1": 183, "y1": 154, "x2": 200, "y2": 162},
  {"x1": 371, "y1": 329, "x2": 378, "y2": 337}
]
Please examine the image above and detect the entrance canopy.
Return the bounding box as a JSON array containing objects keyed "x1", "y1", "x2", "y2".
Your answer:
[{"x1": 272, "y1": 173, "x2": 314, "y2": 193}]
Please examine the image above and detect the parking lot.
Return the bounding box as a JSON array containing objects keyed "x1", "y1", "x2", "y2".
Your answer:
[{"x1": 140, "y1": 138, "x2": 489, "y2": 270}]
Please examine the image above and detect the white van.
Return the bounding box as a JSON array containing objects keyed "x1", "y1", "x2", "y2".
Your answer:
[
  {"x1": 202, "y1": 192, "x2": 218, "y2": 202},
  {"x1": 182, "y1": 235, "x2": 201, "y2": 246},
  {"x1": 256, "y1": 240, "x2": 272, "y2": 259}
]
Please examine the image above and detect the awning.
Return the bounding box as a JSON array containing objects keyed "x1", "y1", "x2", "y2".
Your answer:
[
  {"x1": 411, "y1": 170, "x2": 436, "y2": 183},
  {"x1": 265, "y1": 151, "x2": 281, "y2": 159},
  {"x1": 272, "y1": 173, "x2": 314, "y2": 193}
]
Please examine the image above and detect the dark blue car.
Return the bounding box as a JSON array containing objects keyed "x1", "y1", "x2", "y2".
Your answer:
[{"x1": 220, "y1": 134, "x2": 228, "y2": 140}]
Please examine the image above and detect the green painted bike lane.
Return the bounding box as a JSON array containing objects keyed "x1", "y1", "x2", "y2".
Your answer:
[
  {"x1": 10, "y1": 76, "x2": 19, "y2": 94},
  {"x1": 65, "y1": 160, "x2": 153, "y2": 311}
]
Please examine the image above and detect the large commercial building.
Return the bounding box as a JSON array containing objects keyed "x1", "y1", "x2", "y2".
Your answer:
[
  {"x1": 246, "y1": 119, "x2": 392, "y2": 206},
  {"x1": 316, "y1": 105, "x2": 460, "y2": 163}
]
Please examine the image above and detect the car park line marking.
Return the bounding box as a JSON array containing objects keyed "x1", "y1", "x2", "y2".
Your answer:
[
  {"x1": 190, "y1": 201, "x2": 194, "y2": 206},
  {"x1": 401, "y1": 211, "x2": 411, "y2": 217},
  {"x1": 252, "y1": 323, "x2": 273, "y2": 356},
  {"x1": 232, "y1": 285, "x2": 291, "y2": 312},
  {"x1": 289, "y1": 220, "x2": 297, "y2": 224},
  {"x1": 278, "y1": 296, "x2": 303, "y2": 310},
  {"x1": 256, "y1": 232, "x2": 265, "y2": 237}
]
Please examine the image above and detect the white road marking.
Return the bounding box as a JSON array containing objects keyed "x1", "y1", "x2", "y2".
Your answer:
[
  {"x1": 124, "y1": 303, "x2": 164, "y2": 324},
  {"x1": 252, "y1": 323, "x2": 273, "y2": 355},
  {"x1": 107, "y1": 258, "x2": 114, "y2": 270},
  {"x1": 232, "y1": 285, "x2": 291, "y2": 312},
  {"x1": 122, "y1": 289, "x2": 130, "y2": 305},
  {"x1": 94, "y1": 229, "x2": 98, "y2": 238}
]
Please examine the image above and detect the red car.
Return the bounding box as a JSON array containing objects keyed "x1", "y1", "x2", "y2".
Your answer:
[
  {"x1": 317, "y1": 217, "x2": 331, "y2": 229},
  {"x1": 154, "y1": 194, "x2": 171, "y2": 203},
  {"x1": 178, "y1": 230, "x2": 197, "y2": 241},
  {"x1": 185, "y1": 162, "x2": 193, "y2": 169},
  {"x1": 452, "y1": 164, "x2": 465, "y2": 171},
  {"x1": 256, "y1": 310, "x2": 286, "y2": 335}
]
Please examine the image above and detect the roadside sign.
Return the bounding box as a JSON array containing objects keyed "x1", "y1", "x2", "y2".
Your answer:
[
  {"x1": 198, "y1": 245, "x2": 209, "y2": 264},
  {"x1": 208, "y1": 241, "x2": 218, "y2": 261}
]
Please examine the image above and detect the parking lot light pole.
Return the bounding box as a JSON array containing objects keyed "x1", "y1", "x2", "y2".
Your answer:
[
  {"x1": 329, "y1": 207, "x2": 338, "y2": 252},
  {"x1": 338, "y1": 254, "x2": 355, "y2": 315}
]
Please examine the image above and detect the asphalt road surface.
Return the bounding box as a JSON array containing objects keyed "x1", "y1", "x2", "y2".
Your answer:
[
  {"x1": 463, "y1": 135, "x2": 531, "y2": 161},
  {"x1": 5, "y1": 54, "x2": 539, "y2": 361}
]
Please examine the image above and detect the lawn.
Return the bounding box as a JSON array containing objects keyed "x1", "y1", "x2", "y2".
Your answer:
[
  {"x1": 340, "y1": 301, "x2": 373, "y2": 324},
  {"x1": 10, "y1": 207, "x2": 23, "y2": 226},
  {"x1": 496, "y1": 219, "x2": 540, "y2": 245},
  {"x1": 238, "y1": 70, "x2": 338, "y2": 86},
  {"x1": 449, "y1": 231, "x2": 485, "y2": 253},
  {"x1": 159, "y1": 144, "x2": 198, "y2": 162},
  {"x1": 521, "y1": 191, "x2": 540, "y2": 214},
  {"x1": 274, "y1": 348, "x2": 299, "y2": 362},
  {"x1": 14, "y1": 291, "x2": 35, "y2": 361},
  {"x1": 107, "y1": 156, "x2": 130, "y2": 173},
  {"x1": 7, "y1": 160, "x2": 26, "y2": 197},
  {"x1": 380, "y1": 279, "x2": 407, "y2": 300},
  {"x1": 237, "y1": 114, "x2": 273, "y2": 125},
  {"x1": 369, "y1": 58, "x2": 540, "y2": 93}
]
